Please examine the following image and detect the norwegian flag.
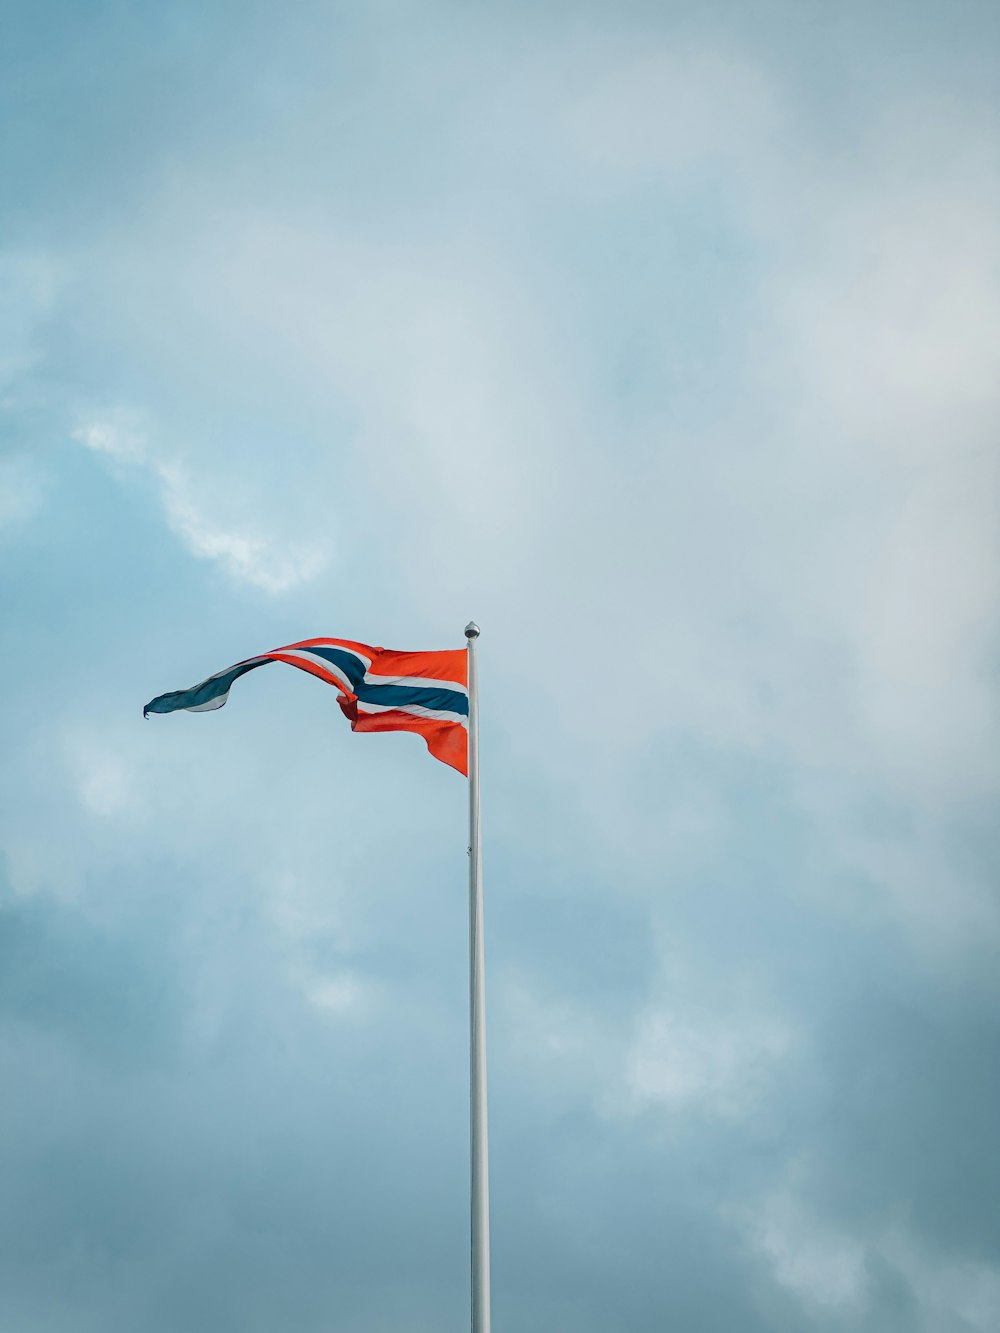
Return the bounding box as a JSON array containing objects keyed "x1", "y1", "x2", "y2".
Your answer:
[{"x1": 144, "y1": 637, "x2": 469, "y2": 775}]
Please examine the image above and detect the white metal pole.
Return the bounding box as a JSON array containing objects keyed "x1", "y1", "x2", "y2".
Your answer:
[{"x1": 465, "y1": 620, "x2": 491, "y2": 1333}]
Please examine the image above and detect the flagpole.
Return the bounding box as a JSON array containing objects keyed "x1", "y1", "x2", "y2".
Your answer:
[{"x1": 465, "y1": 620, "x2": 491, "y2": 1333}]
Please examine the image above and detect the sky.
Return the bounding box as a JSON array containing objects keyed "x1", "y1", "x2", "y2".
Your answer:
[{"x1": 1, "y1": 1, "x2": 999, "y2": 1329}]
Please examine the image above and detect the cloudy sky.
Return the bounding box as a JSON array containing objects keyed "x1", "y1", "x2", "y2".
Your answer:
[{"x1": 2, "y1": 1, "x2": 999, "y2": 1329}]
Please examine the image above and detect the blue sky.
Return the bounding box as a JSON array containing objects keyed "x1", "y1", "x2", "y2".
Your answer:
[{"x1": 2, "y1": 2, "x2": 999, "y2": 1329}]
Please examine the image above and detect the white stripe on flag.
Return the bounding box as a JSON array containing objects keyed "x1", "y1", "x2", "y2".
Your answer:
[{"x1": 364, "y1": 671, "x2": 468, "y2": 696}]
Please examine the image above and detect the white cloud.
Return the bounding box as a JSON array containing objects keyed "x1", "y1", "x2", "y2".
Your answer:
[
  {"x1": 71, "y1": 413, "x2": 331, "y2": 594},
  {"x1": 746, "y1": 1188, "x2": 869, "y2": 1309},
  {"x1": 623, "y1": 1007, "x2": 795, "y2": 1120},
  {"x1": 776, "y1": 122, "x2": 1000, "y2": 443},
  {"x1": 73, "y1": 749, "x2": 135, "y2": 820},
  {"x1": 72, "y1": 410, "x2": 148, "y2": 464},
  {"x1": 560, "y1": 43, "x2": 781, "y2": 178},
  {"x1": 895, "y1": 1242, "x2": 1000, "y2": 1333},
  {"x1": 302, "y1": 970, "x2": 375, "y2": 1019},
  {"x1": 0, "y1": 453, "x2": 45, "y2": 531},
  {"x1": 0, "y1": 251, "x2": 61, "y2": 390},
  {"x1": 155, "y1": 458, "x2": 330, "y2": 595},
  {"x1": 500, "y1": 965, "x2": 795, "y2": 1125},
  {"x1": 189, "y1": 220, "x2": 570, "y2": 579},
  {"x1": 491, "y1": 71, "x2": 1000, "y2": 954},
  {"x1": 517, "y1": 52, "x2": 1000, "y2": 823},
  {"x1": 736, "y1": 1184, "x2": 1000, "y2": 1330},
  {"x1": 753, "y1": 123, "x2": 1000, "y2": 823}
]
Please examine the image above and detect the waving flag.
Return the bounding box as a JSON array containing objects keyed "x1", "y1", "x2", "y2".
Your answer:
[{"x1": 143, "y1": 637, "x2": 469, "y2": 774}]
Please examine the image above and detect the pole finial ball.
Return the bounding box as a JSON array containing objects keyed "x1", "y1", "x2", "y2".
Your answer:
[{"x1": 465, "y1": 621, "x2": 481, "y2": 640}]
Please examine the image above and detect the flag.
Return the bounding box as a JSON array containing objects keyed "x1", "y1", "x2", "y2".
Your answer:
[{"x1": 143, "y1": 637, "x2": 469, "y2": 775}]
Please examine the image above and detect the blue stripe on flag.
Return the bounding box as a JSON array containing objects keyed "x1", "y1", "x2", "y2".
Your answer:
[{"x1": 355, "y1": 683, "x2": 470, "y2": 716}]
